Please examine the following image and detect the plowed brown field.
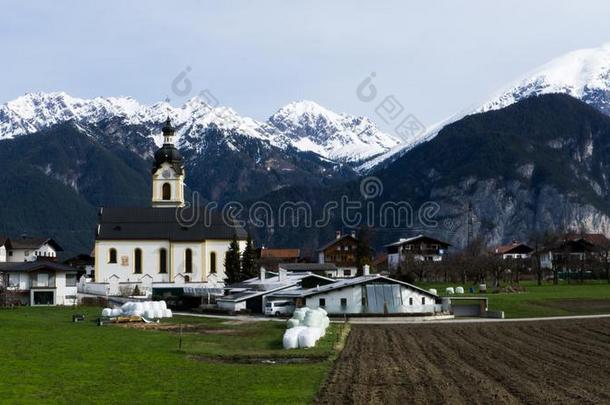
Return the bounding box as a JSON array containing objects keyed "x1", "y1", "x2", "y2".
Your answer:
[{"x1": 317, "y1": 318, "x2": 610, "y2": 404}]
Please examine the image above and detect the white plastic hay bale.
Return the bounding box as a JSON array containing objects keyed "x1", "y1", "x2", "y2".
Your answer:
[
  {"x1": 317, "y1": 307, "x2": 327, "y2": 316},
  {"x1": 287, "y1": 318, "x2": 300, "y2": 329},
  {"x1": 297, "y1": 328, "x2": 318, "y2": 348},
  {"x1": 455, "y1": 286, "x2": 465, "y2": 294},
  {"x1": 293, "y1": 308, "x2": 308, "y2": 321},
  {"x1": 283, "y1": 326, "x2": 306, "y2": 349},
  {"x1": 429, "y1": 288, "x2": 438, "y2": 295},
  {"x1": 159, "y1": 301, "x2": 167, "y2": 311},
  {"x1": 309, "y1": 327, "x2": 323, "y2": 340},
  {"x1": 163, "y1": 309, "x2": 173, "y2": 318},
  {"x1": 110, "y1": 308, "x2": 122, "y2": 317},
  {"x1": 131, "y1": 302, "x2": 144, "y2": 315},
  {"x1": 445, "y1": 287, "x2": 455, "y2": 295},
  {"x1": 156, "y1": 309, "x2": 165, "y2": 318},
  {"x1": 303, "y1": 310, "x2": 324, "y2": 327},
  {"x1": 151, "y1": 301, "x2": 161, "y2": 311},
  {"x1": 144, "y1": 309, "x2": 155, "y2": 319},
  {"x1": 102, "y1": 308, "x2": 112, "y2": 317}
]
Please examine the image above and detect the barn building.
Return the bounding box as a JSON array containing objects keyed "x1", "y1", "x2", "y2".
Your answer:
[{"x1": 270, "y1": 267, "x2": 441, "y2": 315}]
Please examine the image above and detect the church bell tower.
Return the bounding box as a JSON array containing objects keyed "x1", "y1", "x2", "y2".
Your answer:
[{"x1": 151, "y1": 117, "x2": 185, "y2": 208}]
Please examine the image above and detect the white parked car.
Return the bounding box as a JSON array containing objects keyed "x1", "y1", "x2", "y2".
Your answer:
[{"x1": 264, "y1": 300, "x2": 295, "y2": 317}]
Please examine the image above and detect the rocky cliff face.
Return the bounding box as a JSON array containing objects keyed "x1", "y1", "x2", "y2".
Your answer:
[{"x1": 374, "y1": 94, "x2": 610, "y2": 248}]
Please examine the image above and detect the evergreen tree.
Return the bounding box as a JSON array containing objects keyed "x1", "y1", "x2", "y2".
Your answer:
[
  {"x1": 224, "y1": 234, "x2": 242, "y2": 284},
  {"x1": 241, "y1": 233, "x2": 258, "y2": 279}
]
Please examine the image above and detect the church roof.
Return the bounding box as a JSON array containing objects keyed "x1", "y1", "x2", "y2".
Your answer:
[{"x1": 96, "y1": 207, "x2": 247, "y2": 241}]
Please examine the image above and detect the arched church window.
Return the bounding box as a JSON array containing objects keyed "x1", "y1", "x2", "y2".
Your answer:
[
  {"x1": 210, "y1": 252, "x2": 217, "y2": 273},
  {"x1": 109, "y1": 248, "x2": 117, "y2": 264},
  {"x1": 134, "y1": 248, "x2": 142, "y2": 274},
  {"x1": 162, "y1": 183, "x2": 171, "y2": 200},
  {"x1": 159, "y1": 248, "x2": 167, "y2": 274},
  {"x1": 185, "y1": 249, "x2": 193, "y2": 273}
]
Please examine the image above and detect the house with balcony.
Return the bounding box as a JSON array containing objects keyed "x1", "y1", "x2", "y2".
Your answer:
[
  {"x1": 385, "y1": 235, "x2": 451, "y2": 272},
  {"x1": 540, "y1": 233, "x2": 609, "y2": 271},
  {"x1": 0, "y1": 261, "x2": 78, "y2": 306},
  {"x1": 494, "y1": 241, "x2": 533, "y2": 259},
  {"x1": 317, "y1": 231, "x2": 359, "y2": 278},
  {"x1": 0, "y1": 235, "x2": 63, "y2": 262}
]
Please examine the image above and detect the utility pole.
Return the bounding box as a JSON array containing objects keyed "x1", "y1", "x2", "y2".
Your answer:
[{"x1": 466, "y1": 201, "x2": 474, "y2": 248}]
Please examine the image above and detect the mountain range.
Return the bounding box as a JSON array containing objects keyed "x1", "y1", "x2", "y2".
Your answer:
[{"x1": 4, "y1": 44, "x2": 610, "y2": 257}]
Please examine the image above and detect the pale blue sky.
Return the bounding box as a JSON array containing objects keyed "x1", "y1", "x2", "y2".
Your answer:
[{"x1": 1, "y1": 0, "x2": 610, "y2": 129}]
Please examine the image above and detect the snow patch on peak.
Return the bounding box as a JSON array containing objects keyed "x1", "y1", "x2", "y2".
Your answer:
[
  {"x1": 269, "y1": 100, "x2": 400, "y2": 162},
  {"x1": 480, "y1": 43, "x2": 610, "y2": 113}
]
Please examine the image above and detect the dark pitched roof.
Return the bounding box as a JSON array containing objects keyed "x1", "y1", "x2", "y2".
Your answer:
[
  {"x1": 0, "y1": 236, "x2": 7, "y2": 247},
  {"x1": 260, "y1": 248, "x2": 301, "y2": 259},
  {"x1": 6, "y1": 237, "x2": 63, "y2": 251},
  {"x1": 494, "y1": 241, "x2": 533, "y2": 255},
  {"x1": 96, "y1": 207, "x2": 247, "y2": 241},
  {"x1": 564, "y1": 233, "x2": 610, "y2": 247},
  {"x1": 278, "y1": 263, "x2": 337, "y2": 272},
  {"x1": 0, "y1": 261, "x2": 76, "y2": 273},
  {"x1": 317, "y1": 234, "x2": 357, "y2": 252},
  {"x1": 296, "y1": 274, "x2": 438, "y2": 299},
  {"x1": 384, "y1": 234, "x2": 451, "y2": 248}
]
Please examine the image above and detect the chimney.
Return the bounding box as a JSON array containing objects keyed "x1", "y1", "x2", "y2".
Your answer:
[
  {"x1": 278, "y1": 268, "x2": 287, "y2": 282},
  {"x1": 351, "y1": 230, "x2": 356, "y2": 238},
  {"x1": 363, "y1": 264, "x2": 370, "y2": 276},
  {"x1": 335, "y1": 230, "x2": 341, "y2": 240},
  {"x1": 260, "y1": 266, "x2": 266, "y2": 281}
]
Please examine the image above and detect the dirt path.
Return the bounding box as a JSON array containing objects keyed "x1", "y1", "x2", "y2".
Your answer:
[{"x1": 316, "y1": 318, "x2": 610, "y2": 404}]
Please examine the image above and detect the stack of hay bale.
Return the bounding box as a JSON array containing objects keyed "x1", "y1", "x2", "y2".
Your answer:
[
  {"x1": 101, "y1": 301, "x2": 173, "y2": 319},
  {"x1": 283, "y1": 307, "x2": 330, "y2": 349}
]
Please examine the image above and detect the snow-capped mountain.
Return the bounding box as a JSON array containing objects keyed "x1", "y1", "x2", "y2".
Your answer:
[
  {"x1": 361, "y1": 43, "x2": 610, "y2": 173},
  {"x1": 480, "y1": 43, "x2": 610, "y2": 114},
  {"x1": 0, "y1": 92, "x2": 396, "y2": 163},
  {"x1": 268, "y1": 100, "x2": 400, "y2": 162}
]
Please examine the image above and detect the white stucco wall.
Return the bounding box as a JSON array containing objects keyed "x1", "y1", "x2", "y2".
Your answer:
[
  {"x1": 95, "y1": 239, "x2": 240, "y2": 287},
  {"x1": 305, "y1": 283, "x2": 438, "y2": 315},
  {"x1": 0, "y1": 246, "x2": 6, "y2": 262},
  {"x1": 7, "y1": 243, "x2": 56, "y2": 262},
  {"x1": 151, "y1": 163, "x2": 185, "y2": 207}
]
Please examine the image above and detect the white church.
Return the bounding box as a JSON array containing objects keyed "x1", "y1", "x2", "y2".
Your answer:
[{"x1": 91, "y1": 118, "x2": 247, "y2": 296}]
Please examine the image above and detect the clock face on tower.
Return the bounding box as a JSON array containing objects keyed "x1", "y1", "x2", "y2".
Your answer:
[{"x1": 161, "y1": 170, "x2": 172, "y2": 179}]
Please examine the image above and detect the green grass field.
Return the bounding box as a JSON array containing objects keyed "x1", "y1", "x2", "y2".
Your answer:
[
  {"x1": 416, "y1": 280, "x2": 610, "y2": 318},
  {"x1": 0, "y1": 307, "x2": 342, "y2": 404}
]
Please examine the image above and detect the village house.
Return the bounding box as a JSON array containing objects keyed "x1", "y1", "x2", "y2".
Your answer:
[
  {"x1": 494, "y1": 240, "x2": 534, "y2": 259},
  {"x1": 385, "y1": 234, "x2": 450, "y2": 271},
  {"x1": 540, "y1": 233, "x2": 610, "y2": 271},
  {"x1": 0, "y1": 261, "x2": 78, "y2": 306},
  {"x1": 256, "y1": 247, "x2": 301, "y2": 271},
  {"x1": 317, "y1": 231, "x2": 359, "y2": 277},
  {"x1": 0, "y1": 235, "x2": 76, "y2": 306},
  {"x1": 0, "y1": 235, "x2": 62, "y2": 263},
  {"x1": 277, "y1": 263, "x2": 340, "y2": 278},
  {"x1": 89, "y1": 119, "x2": 247, "y2": 297}
]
